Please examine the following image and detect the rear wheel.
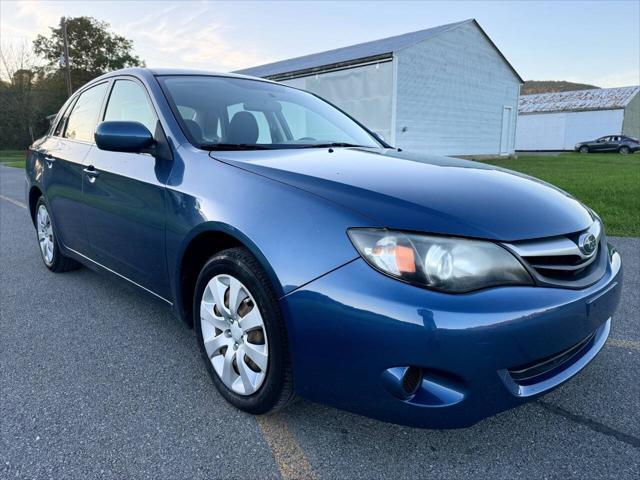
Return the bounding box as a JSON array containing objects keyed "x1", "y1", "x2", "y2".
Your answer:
[
  {"x1": 194, "y1": 247, "x2": 294, "y2": 414},
  {"x1": 579, "y1": 146, "x2": 589, "y2": 153},
  {"x1": 35, "y1": 197, "x2": 80, "y2": 272},
  {"x1": 619, "y1": 145, "x2": 630, "y2": 155}
]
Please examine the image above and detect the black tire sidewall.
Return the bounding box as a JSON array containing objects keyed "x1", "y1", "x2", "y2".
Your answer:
[{"x1": 193, "y1": 249, "x2": 289, "y2": 414}]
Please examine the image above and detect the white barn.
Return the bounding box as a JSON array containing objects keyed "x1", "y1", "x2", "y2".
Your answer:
[
  {"x1": 236, "y1": 19, "x2": 523, "y2": 156},
  {"x1": 516, "y1": 86, "x2": 640, "y2": 151}
]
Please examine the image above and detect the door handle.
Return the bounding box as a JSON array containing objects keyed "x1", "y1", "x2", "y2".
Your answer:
[{"x1": 83, "y1": 165, "x2": 100, "y2": 182}]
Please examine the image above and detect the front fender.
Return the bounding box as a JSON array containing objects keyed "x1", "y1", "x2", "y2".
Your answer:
[
  {"x1": 173, "y1": 219, "x2": 285, "y2": 298},
  {"x1": 164, "y1": 148, "x2": 368, "y2": 318}
]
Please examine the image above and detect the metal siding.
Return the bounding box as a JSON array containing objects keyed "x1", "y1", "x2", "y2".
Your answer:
[
  {"x1": 516, "y1": 109, "x2": 625, "y2": 150},
  {"x1": 622, "y1": 92, "x2": 640, "y2": 138},
  {"x1": 236, "y1": 20, "x2": 472, "y2": 78},
  {"x1": 394, "y1": 23, "x2": 520, "y2": 155}
]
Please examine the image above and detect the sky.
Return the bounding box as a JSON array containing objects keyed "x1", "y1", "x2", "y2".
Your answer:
[{"x1": 2, "y1": 0, "x2": 639, "y2": 87}]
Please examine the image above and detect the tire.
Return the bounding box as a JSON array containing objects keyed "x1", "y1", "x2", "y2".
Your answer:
[
  {"x1": 579, "y1": 146, "x2": 589, "y2": 154},
  {"x1": 619, "y1": 146, "x2": 630, "y2": 155},
  {"x1": 34, "y1": 197, "x2": 81, "y2": 272},
  {"x1": 193, "y1": 247, "x2": 294, "y2": 414}
]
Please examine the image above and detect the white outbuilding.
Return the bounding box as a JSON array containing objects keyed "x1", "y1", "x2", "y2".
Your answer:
[
  {"x1": 516, "y1": 86, "x2": 640, "y2": 151},
  {"x1": 236, "y1": 19, "x2": 523, "y2": 156}
]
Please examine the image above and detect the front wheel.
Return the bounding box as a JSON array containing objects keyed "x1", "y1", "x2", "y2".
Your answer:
[
  {"x1": 579, "y1": 146, "x2": 589, "y2": 153},
  {"x1": 619, "y1": 145, "x2": 630, "y2": 155},
  {"x1": 35, "y1": 197, "x2": 80, "y2": 272},
  {"x1": 194, "y1": 247, "x2": 294, "y2": 414}
]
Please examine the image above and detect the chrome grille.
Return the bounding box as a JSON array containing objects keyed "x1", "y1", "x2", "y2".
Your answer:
[{"x1": 502, "y1": 221, "x2": 607, "y2": 289}]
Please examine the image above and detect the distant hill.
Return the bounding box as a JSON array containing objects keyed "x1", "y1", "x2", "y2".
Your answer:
[{"x1": 522, "y1": 81, "x2": 600, "y2": 95}]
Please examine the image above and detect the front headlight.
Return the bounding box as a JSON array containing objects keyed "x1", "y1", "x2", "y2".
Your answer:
[{"x1": 348, "y1": 229, "x2": 533, "y2": 293}]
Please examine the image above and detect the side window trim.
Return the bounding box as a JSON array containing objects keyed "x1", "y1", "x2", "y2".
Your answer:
[
  {"x1": 52, "y1": 96, "x2": 78, "y2": 138},
  {"x1": 100, "y1": 75, "x2": 174, "y2": 161}
]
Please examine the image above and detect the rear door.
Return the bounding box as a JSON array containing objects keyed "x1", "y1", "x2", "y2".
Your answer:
[
  {"x1": 40, "y1": 82, "x2": 109, "y2": 254},
  {"x1": 82, "y1": 77, "x2": 172, "y2": 300},
  {"x1": 608, "y1": 136, "x2": 621, "y2": 151}
]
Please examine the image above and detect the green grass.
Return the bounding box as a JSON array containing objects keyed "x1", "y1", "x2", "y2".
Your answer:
[
  {"x1": 481, "y1": 153, "x2": 640, "y2": 237},
  {"x1": 0, "y1": 150, "x2": 26, "y2": 169}
]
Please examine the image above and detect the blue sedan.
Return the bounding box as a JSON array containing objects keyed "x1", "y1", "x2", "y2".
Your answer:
[{"x1": 26, "y1": 68, "x2": 622, "y2": 428}]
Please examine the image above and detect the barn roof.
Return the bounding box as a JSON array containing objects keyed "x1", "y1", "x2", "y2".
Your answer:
[
  {"x1": 519, "y1": 86, "x2": 640, "y2": 114},
  {"x1": 236, "y1": 19, "x2": 523, "y2": 82}
]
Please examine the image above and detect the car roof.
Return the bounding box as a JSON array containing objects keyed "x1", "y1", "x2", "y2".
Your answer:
[{"x1": 89, "y1": 67, "x2": 274, "y2": 85}]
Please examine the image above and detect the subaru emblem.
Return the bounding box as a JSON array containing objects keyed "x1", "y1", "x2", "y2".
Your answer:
[{"x1": 578, "y1": 233, "x2": 597, "y2": 255}]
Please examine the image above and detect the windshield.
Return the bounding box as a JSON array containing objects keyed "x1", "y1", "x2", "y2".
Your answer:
[{"x1": 158, "y1": 75, "x2": 382, "y2": 150}]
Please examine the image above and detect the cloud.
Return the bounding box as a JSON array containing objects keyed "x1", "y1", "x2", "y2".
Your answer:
[
  {"x1": 14, "y1": 0, "x2": 62, "y2": 35},
  {"x1": 120, "y1": 4, "x2": 272, "y2": 71},
  {"x1": 591, "y1": 70, "x2": 640, "y2": 88},
  {"x1": 0, "y1": 0, "x2": 59, "y2": 42},
  {"x1": 3, "y1": 1, "x2": 272, "y2": 72}
]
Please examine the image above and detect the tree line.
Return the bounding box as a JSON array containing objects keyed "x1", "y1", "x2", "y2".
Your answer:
[{"x1": 0, "y1": 16, "x2": 143, "y2": 150}]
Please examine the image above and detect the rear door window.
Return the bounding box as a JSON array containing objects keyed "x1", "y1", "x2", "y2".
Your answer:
[
  {"x1": 53, "y1": 100, "x2": 75, "y2": 137},
  {"x1": 64, "y1": 82, "x2": 108, "y2": 142}
]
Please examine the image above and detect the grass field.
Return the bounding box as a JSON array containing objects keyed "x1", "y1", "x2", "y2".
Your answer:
[
  {"x1": 482, "y1": 153, "x2": 639, "y2": 237},
  {"x1": 1, "y1": 150, "x2": 637, "y2": 236},
  {"x1": 0, "y1": 150, "x2": 26, "y2": 169}
]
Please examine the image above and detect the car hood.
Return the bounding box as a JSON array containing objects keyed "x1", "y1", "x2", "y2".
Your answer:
[{"x1": 210, "y1": 148, "x2": 593, "y2": 242}]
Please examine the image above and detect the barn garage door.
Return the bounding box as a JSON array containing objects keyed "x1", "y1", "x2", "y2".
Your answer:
[
  {"x1": 516, "y1": 113, "x2": 567, "y2": 150},
  {"x1": 282, "y1": 61, "x2": 394, "y2": 143}
]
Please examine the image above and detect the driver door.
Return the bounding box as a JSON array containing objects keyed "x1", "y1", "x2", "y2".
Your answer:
[
  {"x1": 82, "y1": 78, "x2": 172, "y2": 300},
  {"x1": 592, "y1": 137, "x2": 609, "y2": 152}
]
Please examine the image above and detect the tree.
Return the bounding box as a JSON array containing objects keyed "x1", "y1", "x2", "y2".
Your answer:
[
  {"x1": 0, "y1": 41, "x2": 40, "y2": 148},
  {"x1": 0, "y1": 40, "x2": 39, "y2": 83},
  {"x1": 0, "y1": 17, "x2": 144, "y2": 149},
  {"x1": 33, "y1": 16, "x2": 143, "y2": 92}
]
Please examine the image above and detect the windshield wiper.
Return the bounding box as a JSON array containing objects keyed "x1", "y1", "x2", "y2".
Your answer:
[
  {"x1": 200, "y1": 143, "x2": 273, "y2": 151},
  {"x1": 297, "y1": 142, "x2": 369, "y2": 149}
]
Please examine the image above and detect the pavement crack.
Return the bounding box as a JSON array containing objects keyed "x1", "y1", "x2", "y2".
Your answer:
[{"x1": 538, "y1": 400, "x2": 640, "y2": 449}]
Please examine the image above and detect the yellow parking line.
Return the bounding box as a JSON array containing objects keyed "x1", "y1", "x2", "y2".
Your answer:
[
  {"x1": 256, "y1": 414, "x2": 316, "y2": 480},
  {"x1": 608, "y1": 338, "x2": 640, "y2": 351},
  {"x1": 0, "y1": 195, "x2": 27, "y2": 209}
]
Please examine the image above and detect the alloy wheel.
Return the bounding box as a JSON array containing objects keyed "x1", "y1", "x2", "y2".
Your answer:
[
  {"x1": 619, "y1": 146, "x2": 629, "y2": 155},
  {"x1": 37, "y1": 204, "x2": 54, "y2": 265},
  {"x1": 200, "y1": 274, "x2": 269, "y2": 395}
]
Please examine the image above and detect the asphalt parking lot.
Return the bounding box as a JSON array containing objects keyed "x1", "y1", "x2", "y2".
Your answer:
[{"x1": 1, "y1": 164, "x2": 639, "y2": 479}]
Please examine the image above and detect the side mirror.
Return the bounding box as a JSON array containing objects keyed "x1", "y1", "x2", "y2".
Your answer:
[{"x1": 95, "y1": 121, "x2": 155, "y2": 153}]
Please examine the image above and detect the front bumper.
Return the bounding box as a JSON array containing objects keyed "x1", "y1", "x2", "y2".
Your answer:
[{"x1": 280, "y1": 248, "x2": 622, "y2": 428}]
